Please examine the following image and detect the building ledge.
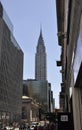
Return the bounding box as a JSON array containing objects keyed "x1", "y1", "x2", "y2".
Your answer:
[
  {"x1": 60, "y1": 69, "x2": 64, "y2": 73},
  {"x1": 56, "y1": 61, "x2": 62, "y2": 66}
]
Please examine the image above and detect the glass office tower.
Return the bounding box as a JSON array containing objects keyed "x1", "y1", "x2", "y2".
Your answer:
[
  {"x1": 27, "y1": 79, "x2": 49, "y2": 112},
  {"x1": 0, "y1": 2, "x2": 23, "y2": 122}
]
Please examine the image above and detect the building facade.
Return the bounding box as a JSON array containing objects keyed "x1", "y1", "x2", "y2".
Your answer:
[
  {"x1": 22, "y1": 96, "x2": 39, "y2": 124},
  {"x1": 35, "y1": 29, "x2": 47, "y2": 80},
  {"x1": 0, "y1": 2, "x2": 23, "y2": 123},
  {"x1": 56, "y1": 0, "x2": 82, "y2": 130},
  {"x1": 22, "y1": 79, "x2": 50, "y2": 123},
  {"x1": 24, "y1": 79, "x2": 49, "y2": 112},
  {"x1": 56, "y1": 0, "x2": 69, "y2": 111}
]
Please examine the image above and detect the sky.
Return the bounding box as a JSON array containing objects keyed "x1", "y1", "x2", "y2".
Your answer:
[{"x1": 1, "y1": 0, "x2": 61, "y2": 108}]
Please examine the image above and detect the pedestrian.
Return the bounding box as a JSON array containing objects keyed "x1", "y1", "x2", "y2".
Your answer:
[
  {"x1": 34, "y1": 125, "x2": 37, "y2": 130},
  {"x1": 49, "y1": 122, "x2": 55, "y2": 130},
  {"x1": 38, "y1": 125, "x2": 43, "y2": 130}
]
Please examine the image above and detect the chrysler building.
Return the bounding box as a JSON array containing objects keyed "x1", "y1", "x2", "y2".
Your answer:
[{"x1": 35, "y1": 29, "x2": 47, "y2": 80}]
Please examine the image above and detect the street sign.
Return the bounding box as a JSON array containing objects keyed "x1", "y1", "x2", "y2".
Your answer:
[{"x1": 61, "y1": 115, "x2": 68, "y2": 121}]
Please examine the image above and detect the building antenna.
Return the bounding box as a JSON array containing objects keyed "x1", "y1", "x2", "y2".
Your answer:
[{"x1": 40, "y1": 23, "x2": 42, "y2": 34}]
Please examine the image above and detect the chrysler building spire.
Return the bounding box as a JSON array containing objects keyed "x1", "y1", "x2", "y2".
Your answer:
[{"x1": 35, "y1": 29, "x2": 47, "y2": 80}]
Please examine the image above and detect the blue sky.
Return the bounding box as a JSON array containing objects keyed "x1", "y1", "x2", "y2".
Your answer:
[{"x1": 1, "y1": 0, "x2": 61, "y2": 108}]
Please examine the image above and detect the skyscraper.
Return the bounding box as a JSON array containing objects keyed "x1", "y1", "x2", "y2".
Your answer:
[
  {"x1": 0, "y1": 2, "x2": 23, "y2": 122},
  {"x1": 35, "y1": 29, "x2": 47, "y2": 80}
]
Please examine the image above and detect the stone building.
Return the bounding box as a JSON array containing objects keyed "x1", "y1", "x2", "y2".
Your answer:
[
  {"x1": 56, "y1": 0, "x2": 82, "y2": 130},
  {"x1": 22, "y1": 96, "x2": 39, "y2": 124},
  {"x1": 56, "y1": 0, "x2": 68, "y2": 111},
  {"x1": 0, "y1": 2, "x2": 23, "y2": 123}
]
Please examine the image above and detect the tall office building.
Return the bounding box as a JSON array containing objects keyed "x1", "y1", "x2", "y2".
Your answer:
[
  {"x1": 35, "y1": 29, "x2": 47, "y2": 80},
  {"x1": 0, "y1": 2, "x2": 23, "y2": 122},
  {"x1": 23, "y1": 79, "x2": 49, "y2": 112}
]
